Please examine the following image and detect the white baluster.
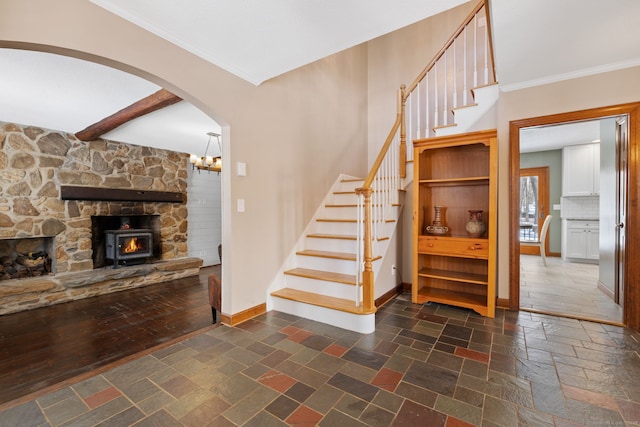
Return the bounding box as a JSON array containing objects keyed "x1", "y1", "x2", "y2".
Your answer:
[
  {"x1": 463, "y1": 25, "x2": 468, "y2": 106},
  {"x1": 473, "y1": 14, "x2": 478, "y2": 89},
  {"x1": 415, "y1": 84, "x2": 420, "y2": 140},
  {"x1": 425, "y1": 73, "x2": 430, "y2": 138},
  {"x1": 483, "y1": 12, "x2": 489, "y2": 85},
  {"x1": 356, "y1": 193, "x2": 362, "y2": 307},
  {"x1": 443, "y1": 51, "x2": 448, "y2": 126},
  {"x1": 453, "y1": 38, "x2": 458, "y2": 110},
  {"x1": 434, "y1": 64, "x2": 439, "y2": 128}
]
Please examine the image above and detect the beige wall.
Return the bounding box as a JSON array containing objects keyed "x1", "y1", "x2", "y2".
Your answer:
[{"x1": 0, "y1": 0, "x2": 368, "y2": 315}]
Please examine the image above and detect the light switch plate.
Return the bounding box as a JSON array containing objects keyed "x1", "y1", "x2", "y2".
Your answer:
[
  {"x1": 237, "y1": 162, "x2": 246, "y2": 176},
  {"x1": 237, "y1": 198, "x2": 245, "y2": 212}
]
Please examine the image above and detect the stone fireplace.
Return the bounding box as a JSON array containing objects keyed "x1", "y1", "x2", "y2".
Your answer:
[{"x1": 0, "y1": 121, "x2": 202, "y2": 315}]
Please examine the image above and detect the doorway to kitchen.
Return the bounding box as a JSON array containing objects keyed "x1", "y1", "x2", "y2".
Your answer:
[{"x1": 509, "y1": 103, "x2": 640, "y2": 329}]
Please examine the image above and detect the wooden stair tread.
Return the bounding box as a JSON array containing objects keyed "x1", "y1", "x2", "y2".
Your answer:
[
  {"x1": 325, "y1": 203, "x2": 402, "y2": 208},
  {"x1": 271, "y1": 288, "x2": 375, "y2": 315},
  {"x1": 433, "y1": 123, "x2": 457, "y2": 130},
  {"x1": 296, "y1": 249, "x2": 382, "y2": 262},
  {"x1": 307, "y1": 233, "x2": 356, "y2": 240},
  {"x1": 284, "y1": 268, "x2": 356, "y2": 285},
  {"x1": 317, "y1": 218, "x2": 357, "y2": 223},
  {"x1": 296, "y1": 249, "x2": 356, "y2": 260},
  {"x1": 317, "y1": 218, "x2": 396, "y2": 223},
  {"x1": 307, "y1": 233, "x2": 389, "y2": 242},
  {"x1": 452, "y1": 103, "x2": 478, "y2": 112}
]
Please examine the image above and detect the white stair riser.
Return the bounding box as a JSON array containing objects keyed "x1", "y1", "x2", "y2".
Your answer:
[
  {"x1": 271, "y1": 297, "x2": 375, "y2": 334},
  {"x1": 314, "y1": 221, "x2": 358, "y2": 235},
  {"x1": 434, "y1": 126, "x2": 457, "y2": 137},
  {"x1": 321, "y1": 206, "x2": 358, "y2": 220},
  {"x1": 339, "y1": 180, "x2": 364, "y2": 193},
  {"x1": 295, "y1": 256, "x2": 358, "y2": 275},
  {"x1": 284, "y1": 275, "x2": 357, "y2": 300},
  {"x1": 472, "y1": 84, "x2": 499, "y2": 105},
  {"x1": 437, "y1": 84, "x2": 499, "y2": 137},
  {"x1": 305, "y1": 237, "x2": 357, "y2": 253},
  {"x1": 330, "y1": 192, "x2": 358, "y2": 205}
]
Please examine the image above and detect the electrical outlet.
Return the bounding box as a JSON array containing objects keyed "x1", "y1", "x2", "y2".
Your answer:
[{"x1": 391, "y1": 264, "x2": 396, "y2": 275}]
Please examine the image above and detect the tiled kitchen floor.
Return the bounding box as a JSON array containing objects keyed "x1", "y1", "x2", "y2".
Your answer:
[
  {"x1": 2, "y1": 294, "x2": 640, "y2": 426},
  {"x1": 520, "y1": 254, "x2": 624, "y2": 324}
]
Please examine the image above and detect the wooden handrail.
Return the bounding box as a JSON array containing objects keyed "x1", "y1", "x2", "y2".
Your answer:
[
  {"x1": 483, "y1": 0, "x2": 497, "y2": 86},
  {"x1": 404, "y1": 0, "x2": 491, "y2": 99},
  {"x1": 361, "y1": 116, "x2": 401, "y2": 190},
  {"x1": 360, "y1": 87, "x2": 404, "y2": 189}
]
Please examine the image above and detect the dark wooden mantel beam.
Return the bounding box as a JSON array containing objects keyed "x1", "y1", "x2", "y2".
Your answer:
[
  {"x1": 61, "y1": 185, "x2": 185, "y2": 203},
  {"x1": 75, "y1": 89, "x2": 182, "y2": 141}
]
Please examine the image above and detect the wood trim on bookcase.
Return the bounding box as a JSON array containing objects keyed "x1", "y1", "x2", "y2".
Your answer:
[
  {"x1": 509, "y1": 102, "x2": 640, "y2": 332},
  {"x1": 220, "y1": 303, "x2": 267, "y2": 327}
]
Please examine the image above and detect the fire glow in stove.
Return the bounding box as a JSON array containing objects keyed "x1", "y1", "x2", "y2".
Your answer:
[{"x1": 105, "y1": 229, "x2": 153, "y2": 268}]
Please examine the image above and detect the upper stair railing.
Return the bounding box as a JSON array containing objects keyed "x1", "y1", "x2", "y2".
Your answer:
[
  {"x1": 405, "y1": 0, "x2": 496, "y2": 159},
  {"x1": 355, "y1": 0, "x2": 495, "y2": 312}
]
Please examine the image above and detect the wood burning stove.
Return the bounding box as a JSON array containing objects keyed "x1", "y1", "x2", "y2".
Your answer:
[{"x1": 105, "y1": 229, "x2": 153, "y2": 268}]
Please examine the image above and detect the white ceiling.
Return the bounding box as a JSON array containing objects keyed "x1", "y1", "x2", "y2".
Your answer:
[
  {"x1": 520, "y1": 120, "x2": 602, "y2": 153},
  {"x1": 1, "y1": 0, "x2": 640, "y2": 155},
  {"x1": 90, "y1": 0, "x2": 470, "y2": 86}
]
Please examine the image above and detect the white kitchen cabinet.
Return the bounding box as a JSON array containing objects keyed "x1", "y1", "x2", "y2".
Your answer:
[
  {"x1": 562, "y1": 220, "x2": 599, "y2": 261},
  {"x1": 562, "y1": 143, "x2": 600, "y2": 196}
]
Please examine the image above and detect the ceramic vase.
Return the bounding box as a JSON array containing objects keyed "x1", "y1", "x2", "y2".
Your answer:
[
  {"x1": 465, "y1": 210, "x2": 486, "y2": 237},
  {"x1": 425, "y1": 205, "x2": 448, "y2": 235}
]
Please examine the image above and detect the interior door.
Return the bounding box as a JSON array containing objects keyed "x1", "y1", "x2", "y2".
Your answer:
[
  {"x1": 615, "y1": 117, "x2": 628, "y2": 305},
  {"x1": 519, "y1": 167, "x2": 550, "y2": 255}
]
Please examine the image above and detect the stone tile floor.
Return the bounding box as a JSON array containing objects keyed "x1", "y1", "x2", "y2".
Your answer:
[
  {"x1": 2, "y1": 294, "x2": 640, "y2": 426},
  {"x1": 520, "y1": 254, "x2": 623, "y2": 324}
]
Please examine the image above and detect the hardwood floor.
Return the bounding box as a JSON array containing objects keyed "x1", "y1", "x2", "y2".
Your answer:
[
  {"x1": 520, "y1": 254, "x2": 623, "y2": 324},
  {"x1": 0, "y1": 265, "x2": 220, "y2": 406}
]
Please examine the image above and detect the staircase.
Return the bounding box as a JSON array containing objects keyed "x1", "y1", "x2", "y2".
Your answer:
[
  {"x1": 270, "y1": 176, "x2": 395, "y2": 334},
  {"x1": 270, "y1": 0, "x2": 497, "y2": 333},
  {"x1": 433, "y1": 83, "x2": 499, "y2": 137}
]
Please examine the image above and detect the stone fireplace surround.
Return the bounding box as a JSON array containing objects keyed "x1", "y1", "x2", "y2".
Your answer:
[{"x1": 0, "y1": 121, "x2": 202, "y2": 315}]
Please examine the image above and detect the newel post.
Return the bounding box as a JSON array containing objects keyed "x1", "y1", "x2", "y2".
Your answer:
[
  {"x1": 399, "y1": 85, "x2": 407, "y2": 179},
  {"x1": 356, "y1": 186, "x2": 375, "y2": 312}
]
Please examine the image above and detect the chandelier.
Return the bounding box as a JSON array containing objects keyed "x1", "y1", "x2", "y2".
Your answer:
[{"x1": 190, "y1": 132, "x2": 221, "y2": 173}]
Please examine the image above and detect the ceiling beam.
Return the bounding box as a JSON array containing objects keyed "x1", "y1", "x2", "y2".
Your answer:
[{"x1": 75, "y1": 89, "x2": 182, "y2": 141}]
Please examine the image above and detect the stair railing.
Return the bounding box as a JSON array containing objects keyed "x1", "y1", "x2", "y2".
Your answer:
[
  {"x1": 355, "y1": 88, "x2": 404, "y2": 312},
  {"x1": 355, "y1": 0, "x2": 494, "y2": 311},
  {"x1": 405, "y1": 0, "x2": 495, "y2": 158}
]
